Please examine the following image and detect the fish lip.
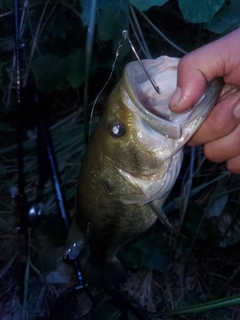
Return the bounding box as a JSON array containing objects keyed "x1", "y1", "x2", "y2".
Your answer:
[
  {"x1": 122, "y1": 56, "x2": 223, "y2": 140},
  {"x1": 123, "y1": 56, "x2": 181, "y2": 139}
]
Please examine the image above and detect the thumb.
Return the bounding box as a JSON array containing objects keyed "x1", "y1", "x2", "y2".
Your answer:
[
  {"x1": 169, "y1": 57, "x2": 207, "y2": 113},
  {"x1": 168, "y1": 31, "x2": 238, "y2": 113}
]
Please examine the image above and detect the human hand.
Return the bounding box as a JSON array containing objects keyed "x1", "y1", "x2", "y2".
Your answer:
[{"x1": 169, "y1": 29, "x2": 240, "y2": 174}]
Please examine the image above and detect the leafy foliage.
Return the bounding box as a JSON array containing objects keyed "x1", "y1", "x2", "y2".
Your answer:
[
  {"x1": 31, "y1": 54, "x2": 69, "y2": 92},
  {"x1": 98, "y1": 1, "x2": 129, "y2": 44},
  {"x1": 178, "y1": 0, "x2": 225, "y2": 23},
  {"x1": 204, "y1": 0, "x2": 240, "y2": 33},
  {"x1": 123, "y1": 228, "x2": 168, "y2": 271},
  {"x1": 0, "y1": 0, "x2": 239, "y2": 95},
  {"x1": 1, "y1": 0, "x2": 240, "y2": 319},
  {"x1": 130, "y1": 0, "x2": 168, "y2": 11},
  {"x1": 66, "y1": 49, "x2": 86, "y2": 88}
]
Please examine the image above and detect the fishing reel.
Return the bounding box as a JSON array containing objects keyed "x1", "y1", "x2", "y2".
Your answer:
[{"x1": 9, "y1": 185, "x2": 43, "y2": 229}]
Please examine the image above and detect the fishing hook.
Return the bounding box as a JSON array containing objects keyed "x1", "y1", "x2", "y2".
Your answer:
[
  {"x1": 122, "y1": 30, "x2": 160, "y2": 94},
  {"x1": 89, "y1": 29, "x2": 160, "y2": 141}
]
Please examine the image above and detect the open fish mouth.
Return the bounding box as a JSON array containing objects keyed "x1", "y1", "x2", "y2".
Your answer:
[{"x1": 122, "y1": 56, "x2": 223, "y2": 139}]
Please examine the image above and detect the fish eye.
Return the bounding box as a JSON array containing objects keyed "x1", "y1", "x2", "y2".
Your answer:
[{"x1": 108, "y1": 121, "x2": 126, "y2": 138}]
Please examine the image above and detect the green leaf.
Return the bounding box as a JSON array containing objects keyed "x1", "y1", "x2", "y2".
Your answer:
[
  {"x1": 31, "y1": 54, "x2": 68, "y2": 93},
  {"x1": 141, "y1": 240, "x2": 167, "y2": 271},
  {"x1": 81, "y1": 0, "x2": 129, "y2": 55},
  {"x1": 130, "y1": 0, "x2": 168, "y2": 11},
  {"x1": 97, "y1": 0, "x2": 129, "y2": 44},
  {"x1": 80, "y1": 0, "x2": 91, "y2": 26},
  {"x1": 204, "y1": 0, "x2": 240, "y2": 33},
  {"x1": 80, "y1": 0, "x2": 111, "y2": 26},
  {"x1": 66, "y1": 49, "x2": 86, "y2": 88},
  {"x1": 178, "y1": 0, "x2": 225, "y2": 23},
  {"x1": 123, "y1": 231, "x2": 167, "y2": 271}
]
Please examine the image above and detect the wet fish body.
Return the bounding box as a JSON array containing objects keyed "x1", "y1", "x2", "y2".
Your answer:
[{"x1": 65, "y1": 56, "x2": 223, "y2": 286}]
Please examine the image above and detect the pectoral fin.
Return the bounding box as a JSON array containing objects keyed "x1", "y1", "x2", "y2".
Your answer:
[
  {"x1": 64, "y1": 216, "x2": 86, "y2": 259},
  {"x1": 150, "y1": 200, "x2": 186, "y2": 239}
]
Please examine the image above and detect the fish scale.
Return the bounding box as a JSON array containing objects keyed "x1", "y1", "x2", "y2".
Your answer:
[{"x1": 64, "y1": 56, "x2": 223, "y2": 286}]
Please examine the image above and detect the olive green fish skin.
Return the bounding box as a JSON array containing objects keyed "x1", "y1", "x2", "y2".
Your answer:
[
  {"x1": 66, "y1": 56, "x2": 223, "y2": 286},
  {"x1": 76, "y1": 82, "x2": 162, "y2": 262}
]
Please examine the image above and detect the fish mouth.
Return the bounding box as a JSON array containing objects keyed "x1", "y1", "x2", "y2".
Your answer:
[{"x1": 123, "y1": 56, "x2": 223, "y2": 139}]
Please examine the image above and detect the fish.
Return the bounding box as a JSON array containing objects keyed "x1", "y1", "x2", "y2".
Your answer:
[{"x1": 64, "y1": 56, "x2": 223, "y2": 287}]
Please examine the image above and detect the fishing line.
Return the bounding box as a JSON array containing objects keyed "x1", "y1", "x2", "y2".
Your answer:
[
  {"x1": 129, "y1": 5, "x2": 151, "y2": 59},
  {"x1": 123, "y1": 30, "x2": 160, "y2": 94},
  {"x1": 88, "y1": 30, "x2": 160, "y2": 141},
  {"x1": 88, "y1": 33, "x2": 127, "y2": 141},
  {"x1": 137, "y1": 8, "x2": 187, "y2": 55}
]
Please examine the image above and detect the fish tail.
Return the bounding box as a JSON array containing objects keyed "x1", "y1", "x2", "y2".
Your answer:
[{"x1": 82, "y1": 256, "x2": 126, "y2": 287}]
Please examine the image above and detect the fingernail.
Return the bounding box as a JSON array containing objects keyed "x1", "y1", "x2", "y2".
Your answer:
[
  {"x1": 169, "y1": 86, "x2": 182, "y2": 109},
  {"x1": 234, "y1": 102, "x2": 240, "y2": 119}
]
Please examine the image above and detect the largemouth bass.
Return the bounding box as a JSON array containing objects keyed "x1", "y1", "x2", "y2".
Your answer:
[{"x1": 64, "y1": 56, "x2": 223, "y2": 286}]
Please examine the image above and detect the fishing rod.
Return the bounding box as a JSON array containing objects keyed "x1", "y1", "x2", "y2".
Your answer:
[
  {"x1": 14, "y1": 0, "x2": 31, "y2": 305},
  {"x1": 36, "y1": 93, "x2": 96, "y2": 316},
  {"x1": 13, "y1": 1, "x2": 155, "y2": 314},
  {"x1": 14, "y1": 0, "x2": 26, "y2": 235},
  {"x1": 35, "y1": 93, "x2": 70, "y2": 231},
  {"x1": 13, "y1": 0, "x2": 88, "y2": 309}
]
